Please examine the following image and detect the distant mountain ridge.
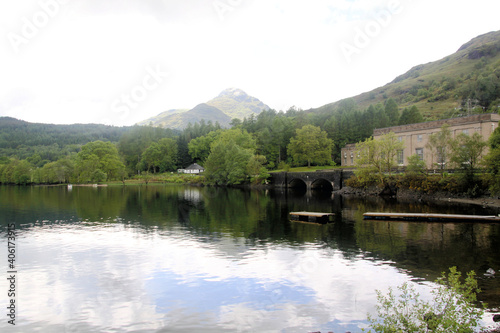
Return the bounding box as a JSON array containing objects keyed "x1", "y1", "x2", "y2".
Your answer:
[
  {"x1": 138, "y1": 88, "x2": 269, "y2": 130},
  {"x1": 311, "y1": 30, "x2": 500, "y2": 120}
]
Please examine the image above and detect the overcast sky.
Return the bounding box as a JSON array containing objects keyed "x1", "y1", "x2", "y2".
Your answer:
[{"x1": 0, "y1": 0, "x2": 499, "y2": 126}]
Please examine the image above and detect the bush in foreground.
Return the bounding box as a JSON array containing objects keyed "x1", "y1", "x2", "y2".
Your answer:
[{"x1": 365, "y1": 267, "x2": 485, "y2": 333}]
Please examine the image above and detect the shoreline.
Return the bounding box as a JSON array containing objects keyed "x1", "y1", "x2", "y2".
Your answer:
[{"x1": 335, "y1": 186, "x2": 500, "y2": 210}]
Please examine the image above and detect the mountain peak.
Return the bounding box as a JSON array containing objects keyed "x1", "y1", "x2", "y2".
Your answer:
[
  {"x1": 207, "y1": 88, "x2": 269, "y2": 119},
  {"x1": 217, "y1": 88, "x2": 248, "y2": 98},
  {"x1": 137, "y1": 88, "x2": 269, "y2": 130}
]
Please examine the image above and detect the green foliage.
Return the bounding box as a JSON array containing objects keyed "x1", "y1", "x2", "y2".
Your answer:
[
  {"x1": 449, "y1": 132, "x2": 487, "y2": 195},
  {"x1": 246, "y1": 155, "x2": 270, "y2": 184},
  {"x1": 366, "y1": 267, "x2": 485, "y2": 333},
  {"x1": 204, "y1": 140, "x2": 253, "y2": 185},
  {"x1": 38, "y1": 158, "x2": 74, "y2": 184},
  {"x1": 118, "y1": 126, "x2": 176, "y2": 174},
  {"x1": 355, "y1": 132, "x2": 404, "y2": 183},
  {"x1": 287, "y1": 125, "x2": 333, "y2": 167},
  {"x1": 0, "y1": 158, "x2": 33, "y2": 185},
  {"x1": 484, "y1": 126, "x2": 500, "y2": 194},
  {"x1": 399, "y1": 106, "x2": 424, "y2": 125},
  {"x1": 384, "y1": 98, "x2": 400, "y2": 126},
  {"x1": 406, "y1": 154, "x2": 426, "y2": 175},
  {"x1": 74, "y1": 141, "x2": 126, "y2": 183},
  {"x1": 139, "y1": 138, "x2": 178, "y2": 173},
  {"x1": 426, "y1": 124, "x2": 452, "y2": 170}
]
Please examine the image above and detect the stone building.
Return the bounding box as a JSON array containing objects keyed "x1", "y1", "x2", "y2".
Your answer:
[{"x1": 341, "y1": 113, "x2": 500, "y2": 169}]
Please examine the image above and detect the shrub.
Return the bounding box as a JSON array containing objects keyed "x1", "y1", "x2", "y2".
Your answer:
[{"x1": 365, "y1": 267, "x2": 485, "y2": 333}]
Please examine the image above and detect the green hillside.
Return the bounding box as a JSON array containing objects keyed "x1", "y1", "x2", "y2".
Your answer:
[
  {"x1": 313, "y1": 30, "x2": 500, "y2": 120},
  {"x1": 137, "y1": 109, "x2": 188, "y2": 126}
]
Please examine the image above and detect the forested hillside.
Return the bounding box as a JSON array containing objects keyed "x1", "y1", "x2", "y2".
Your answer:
[
  {"x1": 0, "y1": 117, "x2": 131, "y2": 162},
  {"x1": 312, "y1": 30, "x2": 500, "y2": 120}
]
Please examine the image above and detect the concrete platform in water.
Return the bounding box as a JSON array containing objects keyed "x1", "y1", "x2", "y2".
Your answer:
[
  {"x1": 363, "y1": 212, "x2": 500, "y2": 222},
  {"x1": 289, "y1": 212, "x2": 335, "y2": 224}
]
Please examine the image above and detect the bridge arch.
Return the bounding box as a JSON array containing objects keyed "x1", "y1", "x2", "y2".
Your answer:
[
  {"x1": 288, "y1": 178, "x2": 307, "y2": 190},
  {"x1": 311, "y1": 178, "x2": 333, "y2": 191}
]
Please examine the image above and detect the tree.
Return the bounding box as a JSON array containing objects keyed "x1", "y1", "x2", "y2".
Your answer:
[
  {"x1": 75, "y1": 141, "x2": 125, "y2": 183},
  {"x1": 287, "y1": 125, "x2": 333, "y2": 167},
  {"x1": 449, "y1": 132, "x2": 487, "y2": 174},
  {"x1": 204, "y1": 140, "x2": 253, "y2": 185},
  {"x1": 246, "y1": 155, "x2": 269, "y2": 184},
  {"x1": 0, "y1": 158, "x2": 32, "y2": 185},
  {"x1": 484, "y1": 126, "x2": 500, "y2": 194},
  {"x1": 426, "y1": 124, "x2": 452, "y2": 171},
  {"x1": 449, "y1": 132, "x2": 487, "y2": 195},
  {"x1": 188, "y1": 128, "x2": 256, "y2": 164},
  {"x1": 39, "y1": 158, "x2": 74, "y2": 184},
  {"x1": 140, "y1": 138, "x2": 178, "y2": 173},
  {"x1": 367, "y1": 267, "x2": 485, "y2": 333},
  {"x1": 399, "y1": 106, "x2": 424, "y2": 125},
  {"x1": 355, "y1": 132, "x2": 404, "y2": 184},
  {"x1": 384, "y1": 99, "x2": 399, "y2": 126},
  {"x1": 188, "y1": 131, "x2": 219, "y2": 163}
]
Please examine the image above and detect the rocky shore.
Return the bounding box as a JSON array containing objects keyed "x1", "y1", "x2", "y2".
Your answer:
[{"x1": 335, "y1": 186, "x2": 500, "y2": 211}]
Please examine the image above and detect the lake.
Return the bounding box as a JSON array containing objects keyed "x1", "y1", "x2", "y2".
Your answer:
[{"x1": 0, "y1": 185, "x2": 499, "y2": 332}]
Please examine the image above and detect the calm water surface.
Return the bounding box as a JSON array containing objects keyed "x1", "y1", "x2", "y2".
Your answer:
[{"x1": 0, "y1": 185, "x2": 499, "y2": 332}]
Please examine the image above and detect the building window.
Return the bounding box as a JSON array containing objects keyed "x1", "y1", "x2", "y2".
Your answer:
[
  {"x1": 416, "y1": 148, "x2": 424, "y2": 161},
  {"x1": 397, "y1": 150, "x2": 404, "y2": 165},
  {"x1": 398, "y1": 136, "x2": 403, "y2": 142},
  {"x1": 462, "y1": 129, "x2": 469, "y2": 135},
  {"x1": 350, "y1": 153, "x2": 354, "y2": 165},
  {"x1": 417, "y1": 134, "x2": 423, "y2": 142}
]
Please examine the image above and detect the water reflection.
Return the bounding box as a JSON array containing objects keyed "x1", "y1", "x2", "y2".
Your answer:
[{"x1": 0, "y1": 185, "x2": 499, "y2": 332}]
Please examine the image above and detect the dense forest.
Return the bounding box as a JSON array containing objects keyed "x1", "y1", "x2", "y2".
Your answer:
[{"x1": 0, "y1": 95, "x2": 496, "y2": 186}]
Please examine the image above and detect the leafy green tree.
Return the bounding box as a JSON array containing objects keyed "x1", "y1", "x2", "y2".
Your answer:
[
  {"x1": 406, "y1": 154, "x2": 426, "y2": 175},
  {"x1": 204, "y1": 140, "x2": 253, "y2": 185},
  {"x1": 188, "y1": 130, "x2": 220, "y2": 163},
  {"x1": 118, "y1": 126, "x2": 174, "y2": 174},
  {"x1": 75, "y1": 141, "x2": 125, "y2": 183},
  {"x1": 140, "y1": 138, "x2": 178, "y2": 173},
  {"x1": 287, "y1": 125, "x2": 333, "y2": 167},
  {"x1": 246, "y1": 154, "x2": 269, "y2": 184},
  {"x1": 188, "y1": 128, "x2": 256, "y2": 165},
  {"x1": 355, "y1": 132, "x2": 404, "y2": 184},
  {"x1": 366, "y1": 267, "x2": 485, "y2": 333},
  {"x1": 450, "y1": 132, "x2": 487, "y2": 173},
  {"x1": 0, "y1": 158, "x2": 33, "y2": 185},
  {"x1": 426, "y1": 124, "x2": 452, "y2": 171},
  {"x1": 449, "y1": 132, "x2": 487, "y2": 195},
  {"x1": 39, "y1": 158, "x2": 74, "y2": 184}
]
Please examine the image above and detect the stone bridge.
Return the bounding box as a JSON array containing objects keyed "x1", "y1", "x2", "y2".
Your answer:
[{"x1": 270, "y1": 169, "x2": 354, "y2": 191}]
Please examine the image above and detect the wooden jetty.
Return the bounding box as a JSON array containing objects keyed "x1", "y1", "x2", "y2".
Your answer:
[
  {"x1": 363, "y1": 212, "x2": 500, "y2": 223},
  {"x1": 289, "y1": 212, "x2": 335, "y2": 224}
]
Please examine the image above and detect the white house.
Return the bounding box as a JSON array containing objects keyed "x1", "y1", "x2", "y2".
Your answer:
[{"x1": 178, "y1": 163, "x2": 205, "y2": 174}]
